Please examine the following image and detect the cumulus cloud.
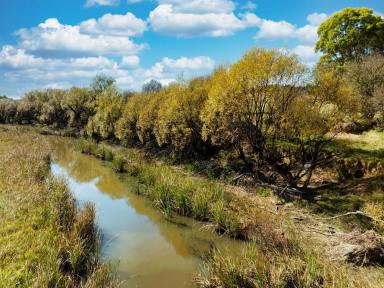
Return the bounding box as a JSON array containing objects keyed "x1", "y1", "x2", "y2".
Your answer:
[
  {"x1": 0, "y1": 45, "x2": 44, "y2": 68},
  {"x1": 1, "y1": 43, "x2": 215, "y2": 93},
  {"x1": 254, "y1": 12, "x2": 327, "y2": 44},
  {"x1": 80, "y1": 12, "x2": 147, "y2": 36},
  {"x1": 16, "y1": 18, "x2": 145, "y2": 56},
  {"x1": 85, "y1": 0, "x2": 119, "y2": 7},
  {"x1": 255, "y1": 20, "x2": 295, "y2": 39},
  {"x1": 144, "y1": 56, "x2": 214, "y2": 79},
  {"x1": 157, "y1": 0, "x2": 235, "y2": 14},
  {"x1": 148, "y1": 4, "x2": 248, "y2": 37}
]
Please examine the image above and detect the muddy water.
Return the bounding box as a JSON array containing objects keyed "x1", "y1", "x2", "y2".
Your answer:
[{"x1": 49, "y1": 139, "x2": 242, "y2": 288}]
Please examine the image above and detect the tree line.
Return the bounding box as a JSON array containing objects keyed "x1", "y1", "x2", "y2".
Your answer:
[{"x1": 0, "y1": 8, "x2": 383, "y2": 189}]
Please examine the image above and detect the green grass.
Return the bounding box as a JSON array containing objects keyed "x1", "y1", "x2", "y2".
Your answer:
[{"x1": 0, "y1": 127, "x2": 116, "y2": 287}]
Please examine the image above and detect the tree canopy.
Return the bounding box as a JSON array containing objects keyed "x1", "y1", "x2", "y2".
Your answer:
[{"x1": 316, "y1": 8, "x2": 384, "y2": 64}]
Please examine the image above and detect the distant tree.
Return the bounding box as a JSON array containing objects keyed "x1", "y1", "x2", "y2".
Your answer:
[
  {"x1": 0, "y1": 95, "x2": 8, "y2": 100},
  {"x1": 316, "y1": 8, "x2": 384, "y2": 64},
  {"x1": 142, "y1": 80, "x2": 162, "y2": 94},
  {"x1": 90, "y1": 74, "x2": 116, "y2": 93}
]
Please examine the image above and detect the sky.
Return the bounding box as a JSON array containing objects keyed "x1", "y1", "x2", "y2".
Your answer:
[{"x1": 0, "y1": 0, "x2": 383, "y2": 98}]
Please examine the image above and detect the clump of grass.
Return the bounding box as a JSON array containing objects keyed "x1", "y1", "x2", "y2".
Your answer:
[{"x1": 255, "y1": 187, "x2": 270, "y2": 197}]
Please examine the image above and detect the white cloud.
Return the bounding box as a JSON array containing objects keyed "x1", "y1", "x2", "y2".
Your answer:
[
  {"x1": 1, "y1": 44, "x2": 215, "y2": 93},
  {"x1": 0, "y1": 45, "x2": 44, "y2": 68},
  {"x1": 143, "y1": 56, "x2": 214, "y2": 86},
  {"x1": 292, "y1": 45, "x2": 320, "y2": 66},
  {"x1": 80, "y1": 12, "x2": 147, "y2": 36},
  {"x1": 161, "y1": 56, "x2": 214, "y2": 70},
  {"x1": 16, "y1": 18, "x2": 144, "y2": 56},
  {"x1": 121, "y1": 55, "x2": 140, "y2": 67},
  {"x1": 255, "y1": 19, "x2": 295, "y2": 39},
  {"x1": 307, "y1": 12, "x2": 328, "y2": 26},
  {"x1": 85, "y1": 0, "x2": 119, "y2": 7},
  {"x1": 157, "y1": 0, "x2": 235, "y2": 14},
  {"x1": 254, "y1": 12, "x2": 327, "y2": 44},
  {"x1": 148, "y1": 4, "x2": 248, "y2": 37}
]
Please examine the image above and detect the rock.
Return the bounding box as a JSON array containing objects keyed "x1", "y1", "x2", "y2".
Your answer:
[{"x1": 332, "y1": 230, "x2": 384, "y2": 266}]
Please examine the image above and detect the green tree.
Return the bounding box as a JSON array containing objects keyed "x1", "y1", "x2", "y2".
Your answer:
[{"x1": 316, "y1": 8, "x2": 384, "y2": 64}]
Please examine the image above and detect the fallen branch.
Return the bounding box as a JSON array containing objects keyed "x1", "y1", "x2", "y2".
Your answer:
[{"x1": 316, "y1": 211, "x2": 373, "y2": 221}]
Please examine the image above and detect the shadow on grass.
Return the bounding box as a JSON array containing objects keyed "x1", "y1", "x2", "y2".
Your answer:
[
  {"x1": 330, "y1": 139, "x2": 384, "y2": 162},
  {"x1": 299, "y1": 176, "x2": 384, "y2": 231}
]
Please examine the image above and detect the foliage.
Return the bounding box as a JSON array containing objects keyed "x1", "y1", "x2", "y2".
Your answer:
[
  {"x1": 316, "y1": 8, "x2": 384, "y2": 64},
  {"x1": 346, "y1": 53, "x2": 384, "y2": 122},
  {"x1": 201, "y1": 48, "x2": 353, "y2": 187},
  {"x1": 86, "y1": 85, "x2": 125, "y2": 140},
  {"x1": 115, "y1": 93, "x2": 147, "y2": 145},
  {"x1": 62, "y1": 87, "x2": 96, "y2": 128},
  {"x1": 155, "y1": 78, "x2": 210, "y2": 155}
]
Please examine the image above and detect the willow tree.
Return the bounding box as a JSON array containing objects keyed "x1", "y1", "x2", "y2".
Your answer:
[
  {"x1": 62, "y1": 87, "x2": 96, "y2": 129},
  {"x1": 154, "y1": 78, "x2": 209, "y2": 155},
  {"x1": 115, "y1": 93, "x2": 148, "y2": 145},
  {"x1": 39, "y1": 89, "x2": 68, "y2": 127},
  {"x1": 201, "y1": 48, "x2": 356, "y2": 188},
  {"x1": 136, "y1": 90, "x2": 164, "y2": 145},
  {"x1": 86, "y1": 85, "x2": 124, "y2": 140}
]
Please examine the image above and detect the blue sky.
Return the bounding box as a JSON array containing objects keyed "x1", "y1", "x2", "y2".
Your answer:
[{"x1": 0, "y1": 0, "x2": 383, "y2": 98}]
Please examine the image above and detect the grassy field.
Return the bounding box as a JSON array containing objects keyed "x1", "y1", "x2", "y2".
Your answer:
[{"x1": 0, "y1": 126, "x2": 116, "y2": 287}]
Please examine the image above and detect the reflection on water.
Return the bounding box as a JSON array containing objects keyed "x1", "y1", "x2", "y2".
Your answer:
[{"x1": 49, "y1": 138, "x2": 241, "y2": 288}]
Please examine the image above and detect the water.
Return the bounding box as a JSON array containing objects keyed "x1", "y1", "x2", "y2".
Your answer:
[{"x1": 49, "y1": 139, "x2": 241, "y2": 288}]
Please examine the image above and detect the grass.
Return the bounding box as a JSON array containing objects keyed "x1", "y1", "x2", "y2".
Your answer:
[
  {"x1": 196, "y1": 242, "x2": 384, "y2": 288},
  {"x1": 331, "y1": 129, "x2": 384, "y2": 162},
  {"x1": 0, "y1": 126, "x2": 116, "y2": 287}
]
